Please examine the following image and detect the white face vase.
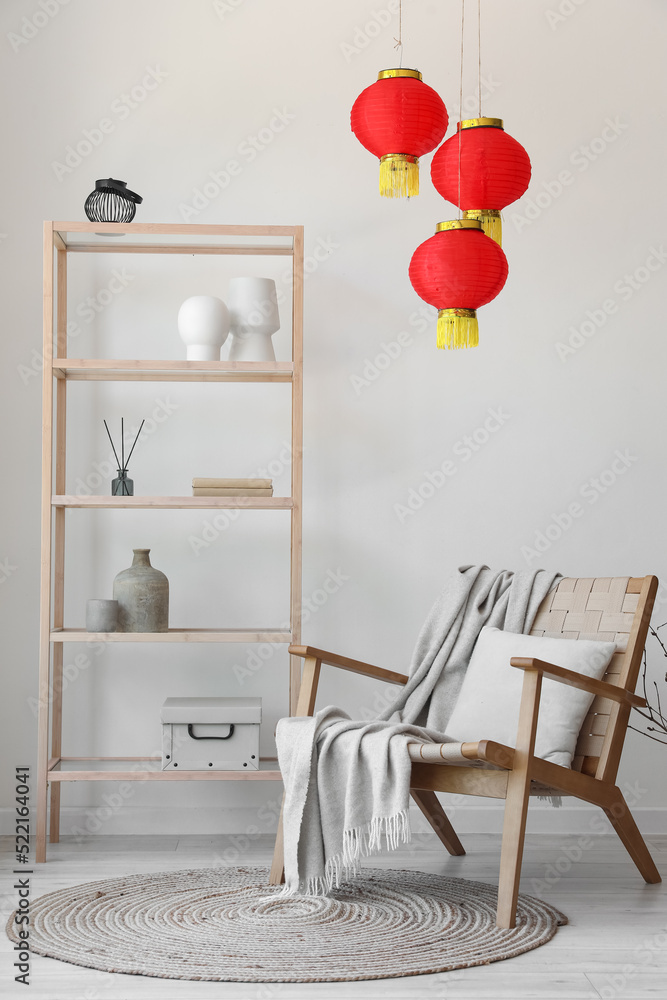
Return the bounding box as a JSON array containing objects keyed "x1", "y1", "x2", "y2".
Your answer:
[
  {"x1": 227, "y1": 278, "x2": 280, "y2": 362},
  {"x1": 177, "y1": 295, "x2": 230, "y2": 361}
]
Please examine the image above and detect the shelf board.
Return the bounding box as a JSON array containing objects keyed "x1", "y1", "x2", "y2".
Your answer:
[
  {"x1": 53, "y1": 222, "x2": 300, "y2": 253},
  {"x1": 50, "y1": 628, "x2": 292, "y2": 643},
  {"x1": 48, "y1": 757, "x2": 282, "y2": 781},
  {"x1": 52, "y1": 359, "x2": 294, "y2": 382},
  {"x1": 52, "y1": 495, "x2": 293, "y2": 509}
]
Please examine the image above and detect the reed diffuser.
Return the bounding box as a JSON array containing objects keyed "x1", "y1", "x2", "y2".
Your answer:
[{"x1": 104, "y1": 418, "x2": 145, "y2": 496}]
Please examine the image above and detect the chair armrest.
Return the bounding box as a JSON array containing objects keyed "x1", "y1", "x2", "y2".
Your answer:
[
  {"x1": 509, "y1": 657, "x2": 646, "y2": 708},
  {"x1": 288, "y1": 645, "x2": 409, "y2": 686}
]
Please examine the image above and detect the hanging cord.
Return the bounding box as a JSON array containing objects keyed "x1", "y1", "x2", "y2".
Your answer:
[
  {"x1": 458, "y1": 0, "x2": 465, "y2": 219},
  {"x1": 478, "y1": 0, "x2": 482, "y2": 117},
  {"x1": 393, "y1": 0, "x2": 403, "y2": 67}
]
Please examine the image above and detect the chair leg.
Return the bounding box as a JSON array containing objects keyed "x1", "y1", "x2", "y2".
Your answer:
[
  {"x1": 269, "y1": 795, "x2": 286, "y2": 885},
  {"x1": 605, "y1": 792, "x2": 662, "y2": 884},
  {"x1": 496, "y1": 767, "x2": 532, "y2": 929},
  {"x1": 410, "y1": 790, "x2": 465, "y2": 856},
  {"x1": 497, "y1": 667, "x2": 542, "y2": 928}
]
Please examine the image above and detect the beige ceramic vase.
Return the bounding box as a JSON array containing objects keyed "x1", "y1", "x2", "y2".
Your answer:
[{"x1": 113, "y1": 549, "x2": 169, "y2": 632}]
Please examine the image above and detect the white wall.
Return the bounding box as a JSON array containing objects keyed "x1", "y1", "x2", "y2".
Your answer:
[{"x1": 1, "y1": 0, "x2": 666, "y2": 837}]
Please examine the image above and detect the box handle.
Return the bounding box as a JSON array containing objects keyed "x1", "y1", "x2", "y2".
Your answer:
[{"x1": 187, "y1": 723, "x2": 235, "y2": 741}]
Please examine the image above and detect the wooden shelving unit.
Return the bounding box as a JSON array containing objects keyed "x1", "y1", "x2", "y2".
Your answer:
[{"x1": 36, "y1": 222, "x2": 304, "y2": 862}]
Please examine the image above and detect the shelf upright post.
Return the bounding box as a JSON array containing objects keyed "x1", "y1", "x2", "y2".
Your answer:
[
  {"x1": 49, "y1": 239, "x2": 68, "y2": 844},
  {"x1": 290, "y1": 227, "x2": 304, "y2": 715},
  {"x1": 36, "y1": 224, "x2": 55, "y2": 863}
]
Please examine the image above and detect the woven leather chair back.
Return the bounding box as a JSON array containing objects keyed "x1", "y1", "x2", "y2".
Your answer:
[{"x1": 529, "y1": 577, "x2": 646, "y2": 776}]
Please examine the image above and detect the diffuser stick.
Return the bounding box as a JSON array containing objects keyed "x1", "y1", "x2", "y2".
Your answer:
[
  {"x1": 124, "y1": 420, "x2": 145, "y2": 469},
  {"x1": 121, "y1": 417, "x2": 125, "y2": 472},
  {"x1": 103, "y1": 420, "x2": 121, "y2": 468}
]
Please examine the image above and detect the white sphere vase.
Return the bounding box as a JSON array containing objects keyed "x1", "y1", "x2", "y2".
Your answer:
[
  {"x1": 177, "y1": 295, "x2": 230, "y2": 361},
  {"x1": 227, "y1": 277, "x2": 280, "y2": 362}
]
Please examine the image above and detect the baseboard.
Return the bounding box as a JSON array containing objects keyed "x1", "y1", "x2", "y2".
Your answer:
[{"x1": 2, "y1": 803, "x2": 665, "y2": 837}]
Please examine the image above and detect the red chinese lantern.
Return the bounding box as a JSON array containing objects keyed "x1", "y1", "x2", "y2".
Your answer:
[
  {"x1": 430, "y1": 118, "x2": 531, "y2": 245},
  {"x1": 409, "y1": 219, "x2": 509, "y2": 349},
  {"x1": 351, "y1": 69, "x2": 449, "y2": 199}
]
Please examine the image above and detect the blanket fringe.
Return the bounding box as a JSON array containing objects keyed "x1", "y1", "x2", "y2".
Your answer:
[{"x1": 284, "y1": 808, "x2": 412, "y2": 897}]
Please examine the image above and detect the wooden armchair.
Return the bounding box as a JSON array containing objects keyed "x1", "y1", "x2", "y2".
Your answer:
[{"x1": 270, "y1": 576, "x2": 662, "y2": 928}]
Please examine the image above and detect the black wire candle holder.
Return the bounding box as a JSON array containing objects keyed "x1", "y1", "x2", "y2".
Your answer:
[
  {"x1": 85, "y1": 179, "x2": 143, "y2": 224},
  {"x1": 104, "y1": 418, "x2": 145, "y2": 496}
]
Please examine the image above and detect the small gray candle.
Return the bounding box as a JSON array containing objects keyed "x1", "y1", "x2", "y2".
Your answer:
[{"x1": 86, "y1": 599, "x2": 118, "y2": 633}]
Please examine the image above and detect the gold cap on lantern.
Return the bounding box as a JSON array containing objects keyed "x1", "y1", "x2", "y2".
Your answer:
[
  {"x1": 435, "y1": 219, "x2": 483, "y2": 232},
  {"x1": 457, "y1": 117, "x2": 504, "y2": 130},
  {"x1": 377, "y1": 68, "x2": 422, "y2": 80}
]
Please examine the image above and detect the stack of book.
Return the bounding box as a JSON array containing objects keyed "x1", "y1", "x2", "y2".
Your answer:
[{"x1": 192, "y1": 478, "x2": 273, "y2": 497}]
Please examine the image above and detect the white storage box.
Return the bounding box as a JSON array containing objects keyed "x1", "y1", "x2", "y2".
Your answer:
[{"x1": 161, "y1": 697, "x2": 261, "y2": 771}]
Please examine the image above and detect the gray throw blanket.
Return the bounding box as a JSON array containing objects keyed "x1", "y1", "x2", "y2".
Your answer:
[{"x1": 276, "y1": 565, "x2": 561, "y2": 895}]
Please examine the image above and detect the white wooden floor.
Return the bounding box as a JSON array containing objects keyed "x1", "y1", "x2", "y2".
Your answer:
[{"x1": 1, "y1": 832, "x2": 666, "y2": 999}]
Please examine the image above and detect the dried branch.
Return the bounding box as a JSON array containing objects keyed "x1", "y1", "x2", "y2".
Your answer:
[
  {"x1": 632, "y1": 625, "x2": 667, "y2": 746},
  {"x1": 628, "y1": 724, "x2": 667, "y2": 747}
]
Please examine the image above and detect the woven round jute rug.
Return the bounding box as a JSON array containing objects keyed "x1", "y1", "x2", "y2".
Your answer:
[{"x1": 6, "y1": 866, "x2": 566, "y2": 982}]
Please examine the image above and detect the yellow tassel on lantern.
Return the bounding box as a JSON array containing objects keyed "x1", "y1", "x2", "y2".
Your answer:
[
  {"x1": 462, "y1": 209, "x2": 502, "y2": 245},
  {"x1": 437, "y1": 308, "x2": 479, "y2": 350},
  {"x1": 379, "y1": 154, "x2": 419, "y2": 198}
]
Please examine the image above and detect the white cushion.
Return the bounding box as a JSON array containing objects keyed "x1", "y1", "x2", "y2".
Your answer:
[{"x1": 445, "y1": 627, "x2": 617, "y2": 768}]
